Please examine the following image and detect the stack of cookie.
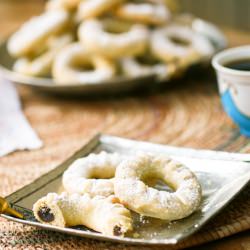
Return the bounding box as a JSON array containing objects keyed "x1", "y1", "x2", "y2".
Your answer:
[
  {"x1": 7, "y1": 0, "x2": 215, "y2": 84},
  {"x1": 33, "y1": 151, "x2": 202, "y2": 237}
]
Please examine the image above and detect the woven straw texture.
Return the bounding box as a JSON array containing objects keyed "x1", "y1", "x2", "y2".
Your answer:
[{"x1": 0, "y1": 1, "x2": 250, "y2": 247}]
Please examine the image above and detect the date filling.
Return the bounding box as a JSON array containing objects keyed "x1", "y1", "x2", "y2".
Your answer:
[
  {"x1": 38, "y1": 206, "x2": 55, "y2": 223},
  {"x1": 113, "y1": 225, "x2": 122, "y2": 236}
]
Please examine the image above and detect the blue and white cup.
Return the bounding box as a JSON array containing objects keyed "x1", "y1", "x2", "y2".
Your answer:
[{"x1": 212, "y1": 46, "x2": 250, "y2": 137}]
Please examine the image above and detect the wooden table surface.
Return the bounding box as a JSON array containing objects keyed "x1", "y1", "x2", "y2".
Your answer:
[{"x1": 0, "y1": 1, "x2": 250, "y2": 249}]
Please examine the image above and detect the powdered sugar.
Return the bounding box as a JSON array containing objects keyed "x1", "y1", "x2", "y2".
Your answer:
[
  {"x1": 114, "y1": 153, "x2": 202, "y2": 220},
  {"x1": 62, "y1": 151, "x2": 123, "y2": 196},
  {"x1": 33, "y1": 192, "x2": 133, "y2": 236}
]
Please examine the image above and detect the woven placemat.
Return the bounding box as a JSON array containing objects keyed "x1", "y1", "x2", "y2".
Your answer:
[{"x1": 0, "y1": 71, "x2": 250, "y2": 249}]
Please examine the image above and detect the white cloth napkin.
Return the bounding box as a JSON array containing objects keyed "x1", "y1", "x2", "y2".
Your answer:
[{"x1": 0, "y1": 80, "x2": 43, "y2": 157}]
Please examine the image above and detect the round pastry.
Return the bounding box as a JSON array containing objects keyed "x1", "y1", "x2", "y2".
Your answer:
[
  {"x1": 120, "y1": 54, "x2": 177, "y2": 80},
  {"x1": 13, "y1": 33, "x2": 73, "y2": 77},
  {"x1": 52, "y1": 43, "x2": 116, "y2": 84},
  {"x1": 114, "y1": 0, "x2": 171, "y2": 25},
  {"x1": 76, "y1": 0, "x2": 123, "y2": 20},
  {"x1": 33, "y1": 192, "x2": 133, "y2": 237},
  {"x1": 46, "y1": 0, "x2": 81, "y2": 11},
  {"x1": 78, "y1": 19, "x2": 149, "y2": 59},
  {"x1": 114, "y1": 153, "x2": 202, "y2": 220},
  {"x1": 7, "y1": 10, "x2": 70, "y2": 58},
  {"x1": 150, "y1": 24, "x2": 215, "y2": 67},
  {"x1": 63, "y1": 151, "x2": 123, "y2": 196}
]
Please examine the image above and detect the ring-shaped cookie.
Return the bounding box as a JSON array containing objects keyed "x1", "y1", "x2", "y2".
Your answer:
[
  {"x1": 33, "y1": 193, "x2": 133, "y2": 237},
  {"x1": 13, "y1": 33, "x2": 73, "y2": 77},
  {"x1": 115, "y1": 0, "x2": 171, "y2": 25},
  {"x1": 114, "y1": 153, "x2": 202, "y2": 220},
  {"x1": 7, "y1": 10, "x2": 70, "y2": 57},
  {"x1": 76, "y1": 0, "x2": 123, "y2": 20},
  {"x1": 120, "y1": 55, "x2": 177, "y2": 80},
  {"x1": 63, "y1": 152, "x2": 123, "y2": 196},
  {"x1": 78, "y1": 19, "x2": 149, "y2": 59},
  {"x1": 151, "y1": 24, "x2": 214, "y2": 66},
  {"x1": 52, "y1": 43, "x2": 116, "y2": 84}
]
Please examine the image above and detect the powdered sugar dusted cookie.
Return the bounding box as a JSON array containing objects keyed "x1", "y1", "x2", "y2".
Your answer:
[
  {"x1": 33, "y1": 192, "x2": 133, "y2": 237},
  {"x1": 151, "y1": 24, "x2": 214, "y2": 67},
  {"x1": 13, "y1": 33, "x2": 73, "y2": 77},
  {"x1": 114, "y1": 152, "x2": 202, "y2": 220},
  {"x1": 78, "y1": 19, "x2": 149, "y2": 59},
  {"x1": 115, "y1": 0, "x2": 171, "y2": 25},
  {"x1": 76, "y1": 0, "x2": 123, "y2": 20},
  {"x1": 120, "y1": 55, "x2": 177, "y2": 80},
  {"x1": 62, "y1": 151, "x2": 123, "y2": 196},
  {"x1": 52, "y1": 43, "x2": 116, "y2": 84},
  {"x1": 7, "y1": 10, "x2": 70, "y2": 57}
]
